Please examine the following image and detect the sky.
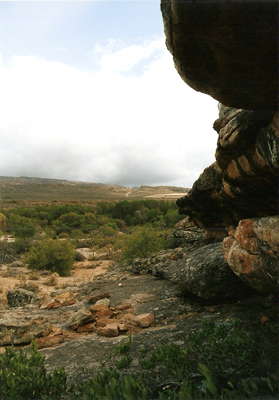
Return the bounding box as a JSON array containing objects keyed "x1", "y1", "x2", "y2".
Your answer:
[{"x1": 0, "y1": 0, "x2": 218, "y2": 188}]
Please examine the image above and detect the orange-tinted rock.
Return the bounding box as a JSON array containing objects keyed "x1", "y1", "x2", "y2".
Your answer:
[
  {"x1": 118, "y1": 322, "x2": 129, "y2": 333},
  {"x1": 115, "y1": 303, "x2": 132, "y2": 311},
  {"x1": 76, "y1": 323, "x2": 95, "y2": 333},
  {"x1": 95, "y1": 318, "x2": 115, "y2": 328},
  {"x1": 134, "y1": 313, "x2": 155, "y2": 328},
  {"x1": 89, "y1": 304, "x2": 113, "y2": 319},
  {"x1": 224, "y1": 216, "x2": 279, "y2": 293},
  {"x1": 35, "y1": 334, "x2": 65, "y2": 349},
  {"x1": 40, "y1": 292, "x2": 75, "y2": 310},
  {"x1": 96, "y1": 323, "x2": 119, "y2": 337}
]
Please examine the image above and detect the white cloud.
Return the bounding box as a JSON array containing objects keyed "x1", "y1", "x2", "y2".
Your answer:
[{"x1": 0, "y1": 38, "x2": 218, "y2": 187}]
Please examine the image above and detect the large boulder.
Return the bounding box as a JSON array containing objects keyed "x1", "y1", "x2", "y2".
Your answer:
[
  {"x1": 132, "y1": 243, "x2": 249, "y2": 301},
  {"x1": 177, "y1": 107, "x2": 279, "y2": 229},
  {"x1": 224, "y1": 216, "x2": 279, "y2": 293},
  {"x1": 161, "y1": 0, "x2": 278, "y2": 109}
]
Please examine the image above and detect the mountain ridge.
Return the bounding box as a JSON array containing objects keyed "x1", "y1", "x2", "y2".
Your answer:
[{"x1": 0, "y1": 176, "x2": 188, "y2": 203}]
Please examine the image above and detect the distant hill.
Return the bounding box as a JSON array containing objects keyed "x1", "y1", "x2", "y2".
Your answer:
[{"x1": 0, "y1": 176, "x2": 188, "y2": 204}]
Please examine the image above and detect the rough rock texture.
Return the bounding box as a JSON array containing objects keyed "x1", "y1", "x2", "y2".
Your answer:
[
  {"x1": 161, "y1": 0, "x2": 278, "y2": 109},
  {"x1": 131, "y1": 243, "x2": 250, "y2": 301},
  {"x1": 7, "y1": 288, "x2": 35, "y2": 307},
  {"x1": 177, "y1": 107, "x2": 279, "y2": 229},
  {"x1": 170, "y1": 216, "x2": 217, "y2": 246},
  {"x1": 224, "y1": 216, "x2": 279, "y2": 293}
]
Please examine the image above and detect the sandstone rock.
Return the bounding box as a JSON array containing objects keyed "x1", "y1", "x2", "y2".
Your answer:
[
  {"x1": 7, "y1": 288, "x2": 35, "y2": 307},
  {"x1": 177, "y1": 107, "x2": 279, "y2": 229},
  {"x1": 118, "y1": 322, "x2": 129, "y2": 333},
  {"x1": 0, "y1": 316, "x2": 51, "y2": 346},
  {"x1": 115, "y1": 303, "x2": 132, "y2": 312},
  {"x1": 118, "y1": 313, "x2": 138, "y2": 327},
  {"x1": 40, "y1": 292, "x2": 75, "y2": 309},
  {"x1": 134, "y1": 313, "x2": 154, "y2": 328},
  {"x1": 161, "y1": 0, "x2": 278, "y2": 109},
  {"x1": 96, "y1": 323, "x2": 119, "y2": 337},
  {"x1": 224, "y1": 216, "x2": 279, "y2": 293},
  {"x1": 76, "y1": 322, "x2": 96, "y2": 333},
  {"x1": 95, "y1": 318, "x2": 114, "y2": 328},
  {"x1": 35, "y1": 334, "x2": 65, "y2": 349},
  {"x1": 89, "y1": 304, "x2": 113, "y2": 319},
  {"x1": 67, "y1": 308, "x2": 93, "y2": 330}
]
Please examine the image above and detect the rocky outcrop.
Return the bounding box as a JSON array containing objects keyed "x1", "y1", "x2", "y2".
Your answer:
[
  {"x1": 177, "y1": 106, "x2": 279, "y2": 229},
  {"x1": 131, "y1": 243, "x2": 250, "y2": 301},
  {"x1": 161, "y1": 1, "x2": 278, "y2": 295},
  {"x1": 161, "y1": 0, "x2": 278, "y2": 109},
  {"x1": 224, "y1": 216, "x2": 279, "y2": 293}
]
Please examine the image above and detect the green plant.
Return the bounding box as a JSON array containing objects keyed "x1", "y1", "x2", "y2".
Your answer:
[
  {"x1": 0, "y1": 345, "x2": 67, "y2": 400},
  {"x1": 13, "y1": 238, "x2": 32, "y2": 254},
  {"x1": 26, "y1": 239, "x2": 75, "y2": 276},
  {"x1": 8, "y1": 215, "x2": 36, "y2": 238},
  {"x1": 0, "y1": 241, "x2": 16, "y2": 263},
  {"x1": 117, "y1": 226, "x2": 166, "y2": 263}
]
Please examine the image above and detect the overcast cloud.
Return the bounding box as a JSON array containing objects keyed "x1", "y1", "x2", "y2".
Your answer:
[{"x1": 0, "y1": 36, "x2": 218, "y2": 187}]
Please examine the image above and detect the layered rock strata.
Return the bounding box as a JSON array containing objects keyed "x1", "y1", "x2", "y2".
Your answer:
[{"x1": 177, "y1": 107, "x2": 279, "y2": 229}]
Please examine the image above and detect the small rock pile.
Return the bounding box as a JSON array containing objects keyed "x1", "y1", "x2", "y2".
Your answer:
[{"x1": 67, "y1": 294, "x2": 155, "y2": 338}]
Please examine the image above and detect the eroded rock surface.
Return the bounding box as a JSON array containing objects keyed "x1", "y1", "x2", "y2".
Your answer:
[
  {"x1": 224, "y1": 216, "x2": 279, "y2": 293},
  {"x1": 161, "y1": 0, "x2": 278, "y2": 109},
  {"x1": 177, "y1": 107, "x2": 279, "y2": 229},
  {"x1": 131, "y1": 242, "x2": 250, "y2": 301}
]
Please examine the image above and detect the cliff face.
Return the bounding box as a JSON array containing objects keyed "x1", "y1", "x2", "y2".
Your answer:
[{"x1": 161, "y1": 0, "x2": 278, "y2": 293}]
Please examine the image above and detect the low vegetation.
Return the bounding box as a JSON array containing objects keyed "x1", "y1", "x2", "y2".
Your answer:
[
  {"x1": 0, "y1": 200, "x2": 182, "y2": 274},
  {"x1": 25, "y1": 239, "x2": 75, "y2": 276},
  {"x1": 0, "y1": 319, "x2": 277, "y2": 399}
]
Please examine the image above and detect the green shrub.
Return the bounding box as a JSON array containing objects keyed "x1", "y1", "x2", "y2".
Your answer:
[
  {"x1": 26, "y1": 239, "x2": 75, "y2": 276},
  {"x1": 117, "y1": 226, "x2": 166, "y2": 263},
  {"x1": 0, "y1": 345, "x2": 67, "y2": 400},
  {"x1": 13, "y1": 238, "x2": 32, "y2": 255},
  {"x1": 0, "y1": 213, "x2": 7, "y2": 231},
  {"x1": 7, "y1": 215, "x2": 36, "y2": 238},
  {"x1": 0, "y1": 241, "x2": 16, "y2": 264}
]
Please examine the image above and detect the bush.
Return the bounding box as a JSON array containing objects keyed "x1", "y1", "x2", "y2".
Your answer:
[
  {"x1": 7, "y1": 215, "x2": 36, "y2": 238},
  {"x1": 117, "y1": 226, "x2": 166, "y2": 263},
  {"x1": 0, "y1": 345, "x2": 66, "y2": 400},
  {"x1": 0, "y1": 241, "x2": 16, "y2": 264},
  {"x1": 26, "y1": 239, "x2": 75, "y2": 276},
  {"x1": 13, "y1": 238, "x2": 32, "y2": 255}
]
